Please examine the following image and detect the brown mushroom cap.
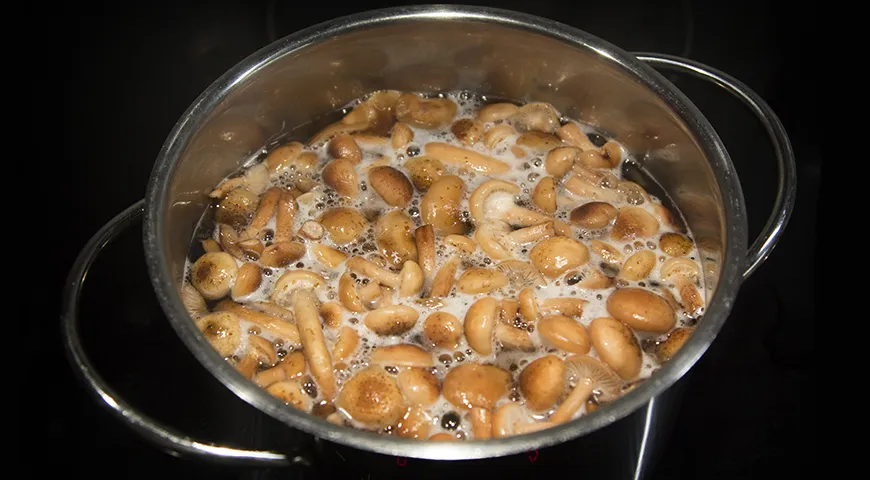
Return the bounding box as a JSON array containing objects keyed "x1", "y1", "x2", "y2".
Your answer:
[
  {"x1": 588, "y1": 317, "x2": 642, "y2": 380},
  {"x1": 570, "y1": 202, "x2": 618, "y2": 230},
  {"x1": 319, "y1": 207, "x2": 369, "y2": 245},
  {"x1": 369, "y1": 166, "x2": 414, "y2": 207},
  {"x1": 322, "y1": 158, "x2": 359, "y2": 198},
  {"x1": 519, "y1": 356, "x2": 567, "y2": 412},
  {"x1": 611, "y1": 207, "x2": 660, "y2": 241},
  {"x1": 606, "y1": 288, "x2": 676, "y2": 334},
  {"x1": 529, "y1": 237, "x2": 589, "y2": 278},
  {"x1": 421, "y1": 175, "x2": 468, "y2": 235},
  {"x1": 191, "y1": 252, "x2": 238, "y2": 300},
  {"x1": 423, "y1": 312, "x2": 462, "y2": 349},
  {"x1": 403, "y1": 156, "x2": 445, "y2": 192},
  {"x1": 215, "y1": 188, "x2": 258, "y2": 228},
  {"x1": 336, "y1": 367, "x2": 405, "y2": 428},
  {"x1": 442, "y1": 363, "x2": 511, "y2": 410},
  {"x1": 659, "y1": 232, "x2": 693, "y2": 257},
  {"x1": 266, "y1": 380, "x2": 311, "y2": 411},
  {"x1": 656, "y1": 327, "x2": 693, "y2": 362},
  {"x1": 538, "y1": 315, "x2": 592, "y2": 354},
  {"x1": 195, "y1": 312, "x2": 241, "y2": 357},
  {"x1": 397, "y1": 367, "x2": 440, "y2": 406}
]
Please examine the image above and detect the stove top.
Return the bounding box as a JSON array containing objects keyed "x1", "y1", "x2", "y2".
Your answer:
[{"x1": 49, "y1": 1, "x2": 816, "y2": 478}]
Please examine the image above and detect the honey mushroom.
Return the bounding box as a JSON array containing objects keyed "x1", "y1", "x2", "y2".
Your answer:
[
  {"x1": 265, "y1": 142, "x2": 312, "y2": 173},
  {"x1": 369, "y1": 166, "x2": 413, "y2": 207},
  {"x1": 495, "y1": 260, "x2": 547, "y2": 290},
  {"x1": 475, "y1": 220, "x2": 554, "y2": 261},
  {"x1": 611, "y1": 206, "x2": 660, "y2": 241},
  {"x1": 391, "y1": 123, "x2": 414, "y2": 150},
  {"x1": 331, "y1": 327, "x2": 359, "y2": 364},
  {"x1": 209, "y1": 163, "x2": 270, "y2": 199},
  {"x1": 570, "y1": 202, "x2": 618, "y2": 230},
  {"x1": 259, "y1": 241, "x2": 306, "y2": 268},
  {"x1": 529, "y1": 236, "x2": 589, "y2": 278},
  {"x1": 538, "y1": 315, "x2": 592, "y2": 354},
  {"x1": 442, "y1": 363, "x2": 511, "y2": 410},
  {"x1": 231, "y1": 263, "x2": 262, "y2": 299},
  {"x1": 216, "y1": 224, "x2": 246, "y2": 261},
  {"x1": 519, "y1": 355, "x2": 567, "y2": 412},
  {"x1": 336, "y1": 367, "x2": 405, "y2": 429},
  {"x1": 482, "y1": 124, "x2": 517, "y2": 149},
  {"x1": 424, "y1": 142, "x2": 510, "y2": 174},
  {"x1": 468, "y1": 179, "x2": 566, "y2": 232},
  {"x1": 182, "y1": 284, "x2": 208, "y2": 320},
  {"x1": 456, "y1": 268, "x2": 508, "y2": 294},
  {"x1": 395, "y1": 93, "x2": 458, "y2": 129},
  {"x1": 274, "y1": 189, "x2": 297, "y2": 243},
  {"x1": 414, "y1": 224, "x2": 436, "y2": 282},
  {"x1": 494, "y1": 322, "x2": 534, "y2": 352},
  {"x1": 322, "y1": 158, "x2": 359, "y2": 198},
  {"x1": 516, "y1": 132, "x2": 563, "y2": 153},
  {"x1": 464, "y1": 297, "x2": 499, "y2": 355},
  {"x1": 589, "y1": 240, "x2": 624, "y2": 265},
  {"x1": 320, "y1": 302, "x2": 343, "y2": 329},
  {"x1": 532, "y1": 176, "x2": 557, "y2": 214},
  {"x1": 191, "y1": 252, "x2": 238, "y2": 300},
  {"x1": 420, "y1": 175, "x2": 468, "y2": 235},
  {"x1": 403, "y1": 156, "x2": 445, "y2": 192},
  {"x1": 240, "y1": 187, "x2": 281, "y2": 241},
  {"x1": 617, "y1": 250, "x2": 656, "y2": 283},
  {"x1": 214, "y1": 301, "x2": 301, "y2": 347},
  {"x1": 556, "y1": 123, "x2": 597, "y2": 151},
  {"x1": 328, "y1": 134, "x2": 362, "y2": 164},
  {"x1": 364, "y1": 305, "x2": 419, "y2": 336},
  {"x1": 606, "y1": 288, "x2": 676, "y2": 334},
  {"x1": 469, "y1": 407, "x2": 493, "y2": 440},
  {"x1": 588, "y1": 318, "x2": 642, "y2": 380},
  {"x1": 428, "y1": 255, "x2": 460, "y2": 298},
  {"x1": 451, "y1": 118, "x2": 485, "y2": 146},
  {"x1": 338, "y1": 272, "x2": 367, "y2": 313},
  {"x1": 346, "y1": 257, "x2": 423, "y2": 298},
  {"x1": 549, "y1": 356, "x2": 622, "y2": 424},
  {"x1": 254, "y1": 351, "x2": 306, "y2": 388},
  {"x1": 195, "y1": 312, "x2": 241, "y2": 357},
  {"x1": 477, "y1": 102, "x2": 519, "y2": 123},
  {"x1": 298, "y1": 220, "x2": 324, "y2": 241},
  {"x1": 660, "y1": 232, "x2": 693, "y2": 257},
  {"x1": 563, "y1": 165, "x2": 624, "y2": 203},
  {"x1": 267, "y1": 380, "x2": 312, "y2": 411},
  {"x1": 507, "y1": 102, "x2": 560, "y2": 133},
  {"x1": 375, "y1": 210, "x2": 418, "y2": 267},
  {"x1": 423, "y1": 312, "x2": 462, "y2": 349},
  {"x1": 238, "y1": 238, "x2": 265, "y2": 260},
  {"x1": 215, "y1": 188, "x2": 258, "y2": 229},
  {"x1": 660, "y1": 257, "x2": 704, "y2": 316},
  {"x1": 201, "y1": 239, "x2": 222, "y2": 254},
  {"x1": 370, "y1": 344, "x2": 434, "y2": 368},
  {"x1": 492, "y1": 402, "x2": 556, "y2": 438},
  {"x1": 310, "y1": 244, "x2": 348, "y2": 268},
  {"x1": 234, "y1": 335, "x2": 278, "y2": 379},
  {"x1": 396, "y1": 405, "x2": 434, "y2": 440},
  {"x1": 318, "y1": 207, "x2": 369, "y2": 245},
  {"x1": 656, "y1": 327, "x2": 693, "y2": 362},
  {"x1": 545, "y1": 147, "x2": 582, "y2": 179},
  {"x1": 518, "y1": 287, "x2": 541, "y2": 324}
]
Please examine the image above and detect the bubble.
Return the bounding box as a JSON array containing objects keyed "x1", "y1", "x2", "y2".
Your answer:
[
  {"x1": 441, "y1": 412, "x2": 461, "y2": 430},
  {"x1": 623, "y1": 244, "x2": 634, "y2": 254}
]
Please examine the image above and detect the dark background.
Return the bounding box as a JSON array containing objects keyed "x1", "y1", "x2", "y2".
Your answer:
[{"x1": 48, "y1": 1, "x2": 816, "y2": 478}]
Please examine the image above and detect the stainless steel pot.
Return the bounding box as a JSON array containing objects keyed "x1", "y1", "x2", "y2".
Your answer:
[{"x1": 63, "y1": 4, "x2": 796, "y2": 469}]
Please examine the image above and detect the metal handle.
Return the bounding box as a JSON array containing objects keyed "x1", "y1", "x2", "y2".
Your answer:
[
  {"x1": 62, "y1": 199, "x2": 303, "y2": 467},
  {"x1": 635, "y1": 53, "x2": 797, "y2": 280}
]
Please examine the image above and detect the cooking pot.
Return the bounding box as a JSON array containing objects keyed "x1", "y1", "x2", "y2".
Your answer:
[{"x1": 62, "y1": 4, "x2": 796, "y2": 472}]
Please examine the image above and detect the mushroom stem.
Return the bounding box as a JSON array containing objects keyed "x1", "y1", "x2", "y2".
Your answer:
[
  {"x1": 346, "y1": 257, "x2": 400, "y2": 288},
  {"x1": 214, "y1": 300, "x2": 301, "y2": 346},
  {"x1": 501, "y1": 221, "x2": 554, "y2": 249},
  {"x1": 470, "y1": 407, "x2": 493, "y2": 440},
  {"x1": 241, "y1": 187, "x2": 281, "y2": 240},
  {"x1": 429, "y1": 255, "x2": 459, "y2": 298},
  {"x1": 550, "y1": 379, "x2": 596, "y2": 424},
  {"x1": 290, "y1": 289, "x2": 336, "y2": 400},
  {"x1": 275, "y1": 189, "x2": 297, "y2": 243}
]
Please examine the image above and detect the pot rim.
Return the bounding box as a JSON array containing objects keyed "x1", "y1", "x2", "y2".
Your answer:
[{"x1": 144, "y1": 4, "x2": 748, "y2": 460}]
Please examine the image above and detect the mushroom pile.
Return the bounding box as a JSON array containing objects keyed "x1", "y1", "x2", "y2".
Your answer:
[{"x1": 182, "y1": 90, "x2": 707, "y2": 441}]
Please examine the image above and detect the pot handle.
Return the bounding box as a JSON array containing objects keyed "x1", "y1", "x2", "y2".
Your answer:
[
  {"x1": 635, "y1": 53, "x2": 797, "y2": 280},
  {"x1": 61, "y1": 200, "x2": 305, "y2": 467}
]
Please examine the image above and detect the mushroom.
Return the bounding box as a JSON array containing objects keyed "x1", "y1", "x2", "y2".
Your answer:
[
  {"x1": 659, "y1": 257, "x2": 703, "y2": 316},
  {"x1": 253, "y1": 351, "x2": 306, "y2": 388},
  {"x1": 570, "y1": 202, "x2": 618, "y2": 230},
  {"x1": 267, "y1": 380, "x2": 312, "y2": 411},
  {"x1": 529, "y1": 237, "x2": 589, "y2": 278},
  {"x1": 494, "y1": 323, "x2": 534, "y2": 351},
  {"x1": 539, "y1": 298, "x2": 587, "y2": 318},
  {"x1": 495, "y1": 260, "x2": 547, "y2": 290},
  {"x1": 371, "y1": 345, "x2": 434, "y2": 367},
  {"x1": 577, "y1": 150, "x2": 613, "y2": 169},
  {"x1": 678, "y1": 281, "x2": 704, "y2": 317},
  {"x1": 516, "y1": 132, "x2": 562, "y2": 152},
  {"x1": 216, "y1": 224, "x2": 246, "y2": 261},
  {"x1": 322, "y1": 158, "x2": 359, "y2": 198},
  {"x1": 656, "y1": 327, "x2": 693, "y2": 362},
  {"x1": 564, "y1": 174, "x2": 623, "y2": 203},
  {"x1": 182, "y1": 284, "x2": 208, "y2": 320},
  {"x1": 457, "y1": 268, "x2": 509, "y2": 294},
  {"x1": 265, "y1": 142, "x2": 315, "y2": 173},
  {"x1": 423, "y1": 312, "x2": 462, "y2": 349},
  {"x1": 606, "y1": 288, "x2": 676, "y2": 334},
  {"x1": 391, "y1": 123, "x2": 414, "y2": 150},
  {"x1": 483, "y1": 124, "x2": 517, "y2": 149},
  {"x1": 308, "y1": 120, "x2": 368, "y2": 146},
  {"x1": 507, "y1": 103, "x2": 560, "y2": 133},
  {"x1": 201, "y1": 239, "x2": 222, "y2": 253},
  {"x1": 319, "y1": 208, "x2": 369, "y2": 245},
  {"x1": 231, "y1": 263, "x2": 261, "y2": 299},
  {"x1": 240, "y1": 187, "x2": 282, "y2": 240},
  {"x1": 191, "y1": 252, "x2": 238, "y2": 300},
  {"x1": 518, "y1": 287, "x2": 541, "y2": 324},
  {"x1": 195, "y1": 312, "x2": 241, "y2": 357},
  {"x1": 519, "y1": 356, "x2": 567, "y2": 412},
  {"x1": 274, "y1": 189, "x2": 297, "y2": 243},
  {"x1": 338, "y1": 272, "x2": 367, "y2": 313},
  {"x1": 532, "y1": 177, "x2": 557, "y2": 214},
  {"x1": 328, "y1": 134, "x2": 362, "y2": 164},
  {"x1": 601, "y1": 141, "x2": 623, "y2": 167},
  {"x1": 618, "y1": 250, "x2": 656, "y2": 282},
  {"x1": 298, "y1": 220, "x2": 325, "y2": 241},
  {"x1": 429, "y1": 433, "x2": 457, "y2": 442},
  {"x1": 451, "y1": 118, "x2": 485, "y2": 146},
  {"x1": 364, "y1": 305, "x2": 419, "y2": 336},
  {"x1": 215, "y1": 188, "x2": 258, "y2": 228},
  {"x1": 444, "y1": 234, "x2": 476, "y2": 254},
  {"x1": 320, "y1": 302, "x2": 343, "y2": 329},
  {"x1": 396, "y1": 405, "x2": 433, "y2": 439},
  {"x1": 270, "y1": 270, "x2": 325, "y2": 306},
  {"x1": 428, "y1": 255, "x2": 460, "y2": 298},
  {"x1": 395, "y1": 93, "x2": 458, "y2": 129},
  {"x1": 617, "y1": 181, "x2": 651, "y2": 205},
  {"x1": 336, "y1": 367, "x2": 405, "y2": 428},
  {"x1": 421, "y1": 175, "x2": 468, "y2": 235},
  {"x1": 345, "y1": 257, "x2": 424, "y2": 297},
  {"x1": 415, "y1": 225, "x2": 436, "y2": 281},
  {"x1": 578, "y1": 266, "x2": 615, "y2": 289},
  {"x1": 589, "y1": 317, "x2": 642, "y2": 380},
  {"x1": 375, "y1": 210, "x2": 418, "y2": 267},
  {"x1": 475, "y1": 220, "x2": 555, "y2": 261},
  {"x1": 235, "y1": 335, "x2": 278, "y2": 378},
  {"x1": 403, "y1": 156, "x2": 445, "y2": 192},
  {"x1": 238, "y1": 238, "x2": 265, "y2": 260},
  {"x1": 550, "y1": 356, "x2": 622, "y2": 424},
  {"x1": 424, "y1": 142, "x2": 510, "y2": 174},
  {"x1": 259, "y1": 242, "x2": 306, "y2": 268},
  {"x1": 492, "y1": 403, "x2": 556, "y2": 438},
  {"x1": 589, "y1": 240, "x2": 624, "y2": 265},
  {"x1": 545, "y1": 147, "x2": 581, "y2": 179},
  {"x1": 442, "y1": 363, "x2": 511, "y2": 410},
  {"x1": 464, "y1": 297, "x2": 499, "y2": 355},
  {"x1": 556, "y1": 123, "x2": 597, "y2": 151},
  {"x1": 469, "y1": 407, "x2": 493, "y2": 440},
  {"x1": 499, "y1": 299, "x2": 519, "y2": 323},
  {"x1": 369, "y1": 166, "x2": 413, "y2": 207},
  {"x1": 538, "y1": 315, "x2": 591, "y2": 354},
  {"x1": 611, "y1": 207, "x2": 660, "y2": 241},
  {"x1": 659, "y1": 233, "x2": 693, "y2": 257},
  {"x1": 310, "y1": 244, "x2": 348, "y2": 268},
  {"x1": 477, "y1": 103, "x2": 519, "y2": 122},
  {"x1": 250, "y1": 301, "x2": 295, "y2": 322},
  {"x1": 286, "y1": 288, "x2": 337, "y2": 400},
  {"x1": 214, "y1": 300, "x2": 301, "y2": 347}
]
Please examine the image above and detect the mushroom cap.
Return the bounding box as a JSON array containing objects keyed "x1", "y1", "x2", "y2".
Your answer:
[
  {"x1": 659, "y1": 232, "x2": 693, "y2": 257},
  {"x1": 364, "y1": 305, "x2": 419, "y2": 336},
  {"x1": 421, "y1": 175, "x2": 468, "y2": 235},
  {"x1": 322, "y1": 158, "x2": 359, "y2": 198},
  {"x1": 266, "y1": 380, "x2": 312, "y2": 411},
  {"x1": 319, "y1": 207, "x2": 369, "y2": 245},
  {"x1": 191, "y1": 252, "x2": 238, "y2": 300},
  {"x1": 259, "y1": 241, "x2": 306, "y2": 268},
  {"x1": 474, "y1": 221, "x2": 514, "y2": 261},
  {"x1": 451, "y1": 118, "x2": 485, "y2": 146},
  {"x1": 519, "y1": 356, "x2": 567, "y2": 411},
  {"x1": 532, "y1": 176, "x2": 557, "y2": 214},
  {"x1": 538, "y1": 315, "x2": 591, "y2": 354},
  {"x1": 529, "y1": 237, "x2": 589, "y2": 278},
  {"x1": 565, "y1": 355, "x2": 622, "y2": 402},
  {"x1": 271, "y1": 271, "x2": 326, "y2": 306},
  {"x1": 507, "y1": 102, "x2": 560, "y2": 133},
  {"x1": 181, "y1": 284, "x2": 208, "y2": 319},
  {"x1": 517, "y1": 132, "x2": 562, "y2": 152},
  {"x1": 195, "y1": 312, "x2": 241, "y2": 357},
  {"x1": 606, "y1": 288, "x2": 676, "y2": 334},
  {"x1": 656, "y1": 327, "x2": 693, "y2": 362},
  {"x1": 660, "y1": 257, "x2": 701, "y2": 282},
  {"x1": 456, "y1": 268, "x2": 509, "y2": 294},
  {"x1": 216, "y1": 188, "x2": 258, "y2": 228},
  {"x1": 247, "y1": 335, "x2": 278, "y2": 366},
  {"x1": 464, "y1": 297, "x2": 499, "y2": 355},
  {"x1": 370, "y1": 344, "x2": 434, "y2": 367},
  {"x1": 570, "y1": 202, "x2": 618, "y2": 230},
  {"x1": 369, "y1": 166, "x2": 414, "y2": 207},
  {"x1": 396, "y1": 405, "x2": 433, "y2": 439},
  {"x1": 442, "y1": 363, "x2": 511, "y2": 410},
  {"x1": 618, "y1": 250, "x2": 656, "y2": 282},
  {"x1": 423, "y1": 312, "x2": 462, "y2": 349},
  {"x1": 397, "y1": 367, "x2": 440, "y2": 406},
  {"x1": 395, "y1": 93, "x2": 458, "y2": 129},
  {"x1": 469, "y1": 180, "x2": 520, "y2": 223},
  {"x1": 375, "y1": 210, "x2": 418, "y2": 267},
  {"x1": 495, "y1": 260, "x2": 547, "y2": 289},
  {"x1": 403, "y1": 156, "x2": 445, "y2": 192},
  {"x1": 588, "y1": 317, "x2": 642, "y2": 380},
  {"x1": 336, "y1": 367, "x2": 405, "y2": 428},
  {"x1": 611, "y1": 206, "x2": 660, "y2": 241},
  {"x1": 231, "y1": 263, "x2": 262, "y2": 299}
]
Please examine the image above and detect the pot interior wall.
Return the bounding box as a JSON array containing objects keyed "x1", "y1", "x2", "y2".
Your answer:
[{"x1": 159, "y1": 18, "x2": 724, "y2": 303}]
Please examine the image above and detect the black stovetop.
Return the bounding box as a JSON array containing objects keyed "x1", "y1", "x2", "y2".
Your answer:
[{"x1": 48, "y1": 1, "x2": 817, "y2": 478}]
